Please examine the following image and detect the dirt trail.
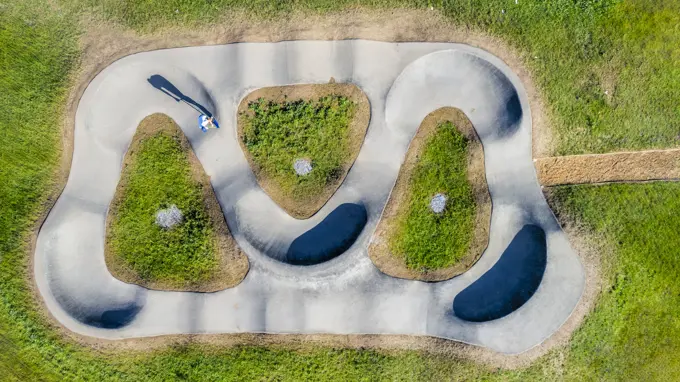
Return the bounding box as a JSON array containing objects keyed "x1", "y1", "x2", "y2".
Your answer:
[{"x1": 535, "y1": 149, "x2": 680, "y2": 186}]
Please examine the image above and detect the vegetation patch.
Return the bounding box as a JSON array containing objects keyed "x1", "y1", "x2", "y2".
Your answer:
[
  {"x1": 369, "y1": 108, "x2": 491, "y2": 281},
  {"x1": 5, "y1": 0, "x2": 680, "y2": 379},
  {"x1": 106, "y1": 113, "x2": 248, "y2": 292},
  {"x1": 238, "y1": 83, "x2": 370, "y2": 219},
  {"x1": 544, "y1": 182, "x2": 680, "y2": 380}
]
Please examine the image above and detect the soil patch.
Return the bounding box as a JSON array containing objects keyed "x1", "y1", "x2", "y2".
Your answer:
[
  {"x1": 237, "y1": 82, "x2": 370, "y2": 219},
  {"x1": 368, "y1": 107, "x2": 491, "y2": 281},
  {"x1": 535, "y1": 149, "x2": 680, "y2": 186},
  {"x1": 104, "y1": 113, "x2": 249, "y2": 292}
]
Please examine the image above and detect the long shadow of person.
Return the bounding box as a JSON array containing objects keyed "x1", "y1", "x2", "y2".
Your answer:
[{"x1": 147, "y1": 74, "x2": 213, "y2": 117}]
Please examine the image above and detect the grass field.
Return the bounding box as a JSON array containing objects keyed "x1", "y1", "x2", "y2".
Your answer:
[
  {"x1": 0, "y1": 1, "x2": 80, "y2": 379},
  {"x1": 2, "y1": 0, "x2": 680, "y2": 380},
  {"x1": 107, "y1": 118, "x2": 219, "y2": 288},
  {"x1": 390, "y1": 122, "x2": 476, "y2": 271},
  {"x1": 440, "y1": 0, "x2": 680, "y2": 155},
  {"x1": 546, "y1": 183, "x2": 680, "y2": 381},
  {"x1": 240, "y1": 95, "x2": 355, "y2": 202}
]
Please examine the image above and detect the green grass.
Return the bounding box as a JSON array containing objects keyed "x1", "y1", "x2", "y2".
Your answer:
[
  {"x1": 440, "y1": 0, "x2": 680, "y2": 155},
  {"x1": 241, "y1": 96, "x2": 355, "y2": 200},
  {"x1": 0, "y1": 0, "x2": 80, "y2": 379},
  {"x1": 70, "y1": 0, "x2": 391, "y2": 30},
  {"x1": 390, "y1": 122, "x2": 476, "y2": 271},
  {"x1": 0, "y1": 0, "x2": 78, "y2": 255},
  {"x1": 547, "y1": 183, "x2": 680, "y2": 381},
  {"x1": 108, "y1": 132, "x2": 218, "y2": 285},
  {"x1": 3, "y1": 0, "x2": 680, "y2": 380}
]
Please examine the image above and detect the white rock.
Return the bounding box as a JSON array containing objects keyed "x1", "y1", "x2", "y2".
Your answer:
[
  {"x1": 155, "y1": 205, "x2": 183, "y2": 229},
  {"x1": 430, "y1": 193, "x2": 448, "y2": 214},
  {"x1": 293, "y1": 159, "x2": 313, "y2": 176}
]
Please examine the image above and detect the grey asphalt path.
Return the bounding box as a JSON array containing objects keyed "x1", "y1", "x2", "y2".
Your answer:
[{"x1": 34, "y1": 41, "x2": 585, "y2": 354}]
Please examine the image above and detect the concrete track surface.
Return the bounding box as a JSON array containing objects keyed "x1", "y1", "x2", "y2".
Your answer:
[{"x1": 35, "y1": 41, "x2": 584, "y2": 354}]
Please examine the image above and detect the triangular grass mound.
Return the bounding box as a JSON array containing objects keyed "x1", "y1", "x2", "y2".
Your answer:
[
  {"x1": 106, "y1": 113, "x2": 248, "y2": 292},
  {"x1": 369, "y1": 108, "x2": 491, "y2": 281},
  {"x1": 238, "y1": 83, "x2": 370, "y2": 219}
]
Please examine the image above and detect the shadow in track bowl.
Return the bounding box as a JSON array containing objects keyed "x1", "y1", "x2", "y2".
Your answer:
[
  {"x1": 49, "y1": 277, "x2": 146, "y2": 329},
  {"x1": 498, "y1": 91, "x2": 523, "y2": 138},
  {"x1": 453, "y1": 224, "x2": 547, "y2": 322},
  {"x1": 87, "y1": 304, "x2": 144, "y2": 329},
  {"x1": 286, "y1": 203, "x2": 368, "y2": 265}
]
